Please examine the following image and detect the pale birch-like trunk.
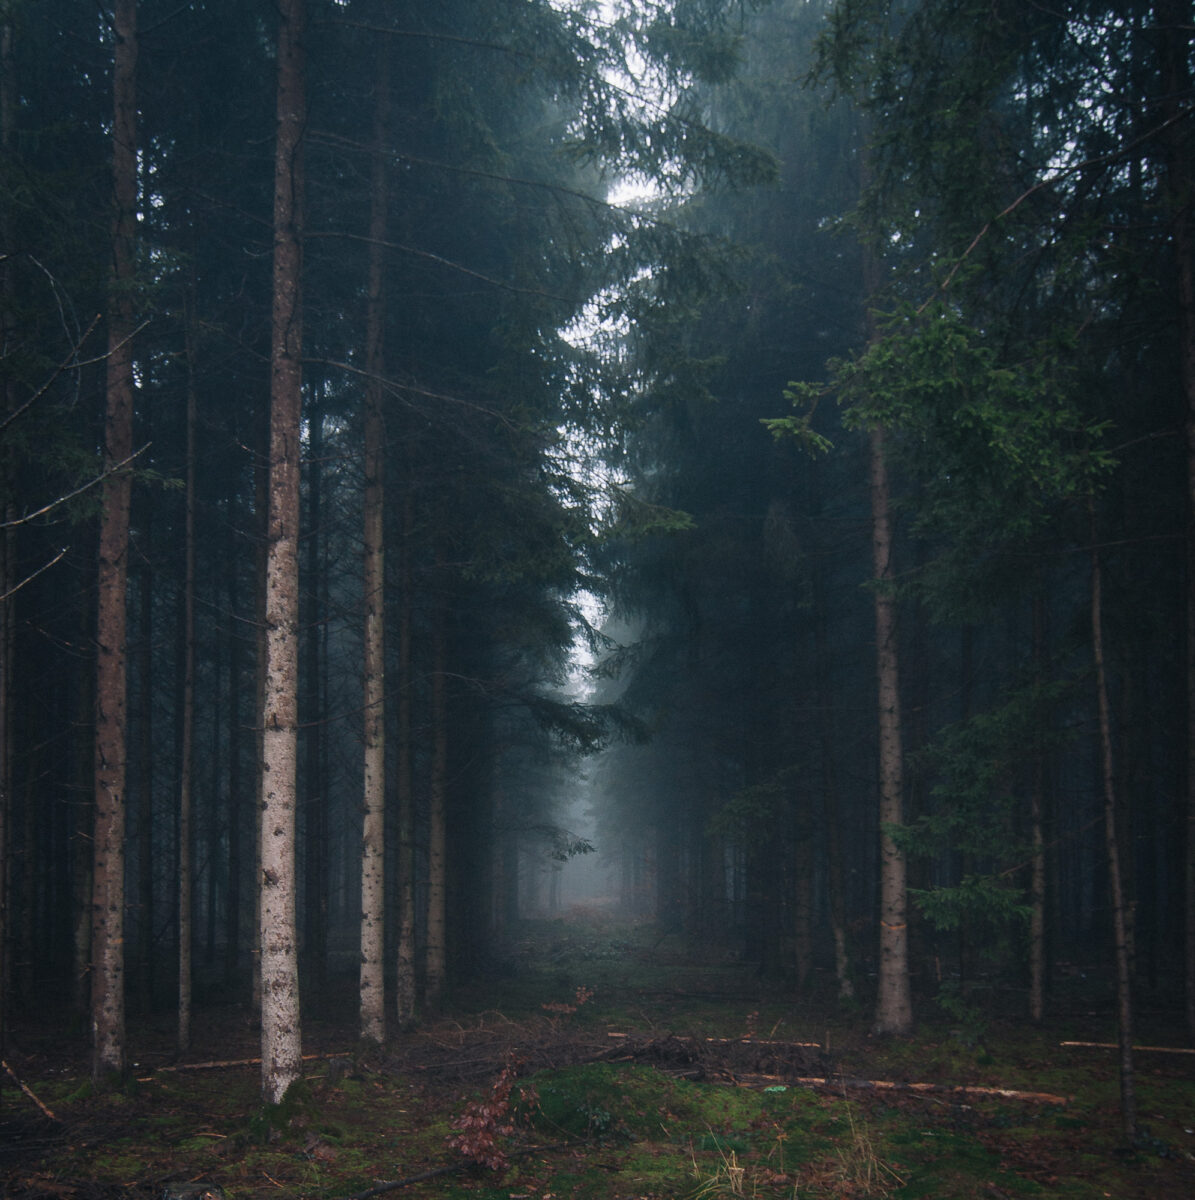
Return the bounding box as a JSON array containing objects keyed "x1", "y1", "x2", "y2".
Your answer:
[
  {"x1": 358, "y1": 42, "x2": 390, "y2": 1045},
  {"x1": 870, "y1": 421, "x2": 912, "y2": 1035},
  {"x1": 251, "y1": 396, "x2": 268, "y2": 1016},
  {"x1": 395, "y1": 493, "x2": 417, "y2": 1027},
  {"x1": 259, "y1": 0, "x2": 305, "y2": 1106},
  {"x1": 92, "y1": 0, "x2": 137, "y2": 1084},
  {"x1": 1090, "y1": 535, "x2": 1137, "y2": 1142}
]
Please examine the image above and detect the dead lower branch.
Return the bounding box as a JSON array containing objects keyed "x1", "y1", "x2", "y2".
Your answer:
[{"x1": 1, "y1": 1059, "x2": 58, "y2": 1122}]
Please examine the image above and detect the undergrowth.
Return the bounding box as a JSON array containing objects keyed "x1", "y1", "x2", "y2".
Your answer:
[{"x1": 3, "y1": 918, "x2": 1193, "y2": 1200}]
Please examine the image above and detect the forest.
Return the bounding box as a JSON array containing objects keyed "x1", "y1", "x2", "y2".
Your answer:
[{"x1": 1, "y1": 0, "x2": 1194, "y2": 1194}]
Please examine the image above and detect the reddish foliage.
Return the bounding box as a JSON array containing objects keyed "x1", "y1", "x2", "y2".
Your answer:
[{"x1": 447, "y1": 1059, "x2": 524, "y2": 1170}]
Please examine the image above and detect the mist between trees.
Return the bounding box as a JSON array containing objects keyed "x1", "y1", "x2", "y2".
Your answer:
[{"x1": 0, "y1": 0, "x2": 1191, "y2": 1135}]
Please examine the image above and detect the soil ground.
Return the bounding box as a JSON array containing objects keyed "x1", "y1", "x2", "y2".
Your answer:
[{"x1": 1, "y1": 914, "x2": 1193, "y2": 1199}]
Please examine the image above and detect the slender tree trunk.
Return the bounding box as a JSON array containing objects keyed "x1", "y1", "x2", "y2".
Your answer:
[
  {"x1": 205, "y1": 655, "x2": 222, "y2": 968},
  {"x1": 1156, "y1": 0, "x2": 1195, "y2": 1045},
  {"x1": 793, "y1": 830, "x2": 814, "y2": 992},
  {"x1": 0, "y1": 511, "x2": 7, "y2": 1057},
  {"x1": 1090, "y1": 531, "x2": 1137, "y2": 1143},
  {"x1": 92, "y1": 0, "x2": 138, "y2": 1084},
  {"x1": 870, "y1": 421, "x2": 912, "y2": 1035},
  {"x1": 259, "y1": 0, "x2": 305, "y2": 1106},
  {"x1": 424, "y1": 591, "x2": 448, "y2": 1010},
  {"x1": 72, "y1": 601, "x2": 94, "y2": 1017},
  {"x1": 251, "y1": 390, "x2": 269, "y2": 1016},
  {"x1": 814, "y1": 554, "x2": 854, "y2": 1001},
  {"x1": 395, "y1": 491, "x2": 416, "y2": 1028},
  {"x1": 225, "y1": 566, "x2": 244, "y2": 984},
  {"x1": 302, "y1": 395, "x2": 326, "y2": 995},
  {"x1": 856, "y1": 168, "x2": 912, "y2": 1034},
  {"x1": 177, "y1": 326, "x2": 197, "y2": 1054},
  {"x1": 0, "y1": 0, "x2": 15, "y2": 1055},
  {"x1": 135, "y1": 526, "x2": 153, "y2": 1014},
  {"x1": 359, "y1": 41, "x2": 389, "y2": 1043},
  {"x1": 1029, "y1": 589, "x2": 1048, "y2": 1024}
]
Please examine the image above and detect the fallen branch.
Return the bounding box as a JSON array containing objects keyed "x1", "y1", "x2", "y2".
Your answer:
[
  {"x1": 143, "y1": 1050, "x2": 352, "y2": 1077},
  {"x1": 337, "y1": 1162, "x2": 461, "y2": 1200},
  {"x1": 606, "y1": 1032, "x2": 821, "y2": 1048},
  {"x1": 709, "y1": 1070, "x2": 1068, "y2": 1104},
  {"x1": 787, "y1": 1076, "x2": 1070, "y2": 1105},
  {"x1": 1060, "y1": 1041, "x2": 1195, "y2": 1055},
  {"x1": 335, "y1": 1141, "x2": 574, "y2": 1200},
  {"x1": 2, "y1": 1058, "x2": 58, "y2": 1121}
]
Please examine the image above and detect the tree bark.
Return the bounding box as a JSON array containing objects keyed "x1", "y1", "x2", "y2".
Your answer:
[
  {"x1": 302, "y1": 394, "x2": 326, "y2": 993},
  {"x1": 1029, "y1": 589, "x2": 1048, "y2": 1024},
  {"x1": 177, "y1": 322, "x2": 197, "y2": 1054},
  {"x1": 0, "y1": 0, "x2": 15, "y2": 1056},
  {"x1": 259, "y1": 0, "x2": 306, "y2": 1106},
  {"x1": 359, "y1": 41, "x2": 390, "y2": 1044},
  {"x1": 135, "y1": 520, "x2": 153, "y2": 1015},
  {"x1": 395, "y1": 492, "x2": 416, "y2": 1028},
  {"x1": 1090, "y1": 532, "x2": 1137, "y2": 1143},
  {"x1": 814, "y1": 557, "x2": 854, "y2": 1001},
  {"x1": 225, "y1": 564, "x2": 245, "y2": 985},
  {"x1": 870, "y1": 421, "x2": 912, "y2": 1035},
  {"x1": 425, "y1": 589, "x2": 448, "y2": 1010},
  {"x1": 1156, "y1": 0, "x2": 1195, "y2": 1046},
  {"x1": 251, "y1": 378, "x2": 269, "y2": 1016},
  {"x1": 92, "y1": 0, "x2": 137, "y2": 1085}
]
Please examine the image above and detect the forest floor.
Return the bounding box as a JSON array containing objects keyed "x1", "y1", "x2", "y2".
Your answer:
[{"x1": 1, "y1": 912, "x2": 1193, "y2": 1199}]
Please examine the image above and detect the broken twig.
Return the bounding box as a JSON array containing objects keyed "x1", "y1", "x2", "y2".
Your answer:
[{"x1": 2, "y1": 1058, "x2": 58, "y2": 1121}]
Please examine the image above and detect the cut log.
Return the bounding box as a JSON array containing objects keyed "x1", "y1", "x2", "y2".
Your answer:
[{"x1": 1060, "y1": 1041, "x2": 1195, "y2": 1055}]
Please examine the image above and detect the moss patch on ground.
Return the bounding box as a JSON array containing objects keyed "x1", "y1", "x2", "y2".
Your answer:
[{"x1": 2, "y1": 918, "x2": 1192, "y2": 1199}]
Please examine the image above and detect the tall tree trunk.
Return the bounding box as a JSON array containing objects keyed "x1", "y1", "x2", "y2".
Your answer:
[
  {"x1": 302, "y1": 395, "x2": 326, "y2": 995},
  {"x1": 251, "y1": 384, "x2": 269, "y2": 1016},
  {"x1": 395, "y1": 493, "x2": 416, "y2": 1028},
  {"x1": 72, "y1": 596, "x2": 94, "y2": 1016},
  {"x1": 856, "y1": 157, "x2": 911, "y2": 1034},
  {"x1": 225, "y1": 565, "x2": 244, "y2": 985},
  {"x1": 870, "y1": 421, "x2": 912, "y2": 1035},
  {"x1": 359, "y1": 41, "x2": 389, "y2": 1043},
  {"x1": 92, "y1": 0, "x2": 137, "y2": 1084},
  {"x1": 1090, "y1": 521, "x2": 1137, "y2": 1142},
  {"x1": 177, "y1": 327, "x2": 197, "y2": 1054},
  {"x1": 424, "y1": 589, "x2": 448, "y2": 1010},
  {"x1": 135, "y1": 525, "x2": 153, "y2": 1014},
  {"x1": 814, "y1": 555, "x2": 854, "y2": 1001},
  {"x1": 1157, "y1": 0, "x2": 1195, "y2": 1046},
  {"x1": 259, "y1": 0, "x2": 305, "y2": 1106},
  {"x1": 1029, "y1": 589, "x2": 1048, "y2": 1024},
  {"x1": 0, "y1": 0, "x2": 15, "y2": 1055},
  {"x1": 793, "y1": 829, "x2": 814, "y2": 992},
  {"x1": 205, "y1": 651, "x2": 222, "y2": 969}
]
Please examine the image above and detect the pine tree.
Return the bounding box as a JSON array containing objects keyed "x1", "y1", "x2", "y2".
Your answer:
[
  {"x1": 259, "y1": 0, "x2": 306, "y2": 1107},
  {"x1": 92, "y1": 0, "x2": 137, "y2": 1086},
  {"x1": 357, "y1": 35, "x2": 389, "y2": 1047}
]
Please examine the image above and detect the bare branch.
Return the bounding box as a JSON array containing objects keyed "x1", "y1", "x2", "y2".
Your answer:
[
  {"x1": 303, "y1": 230, "x2": 569, "y2": 300},
  {"x1": 1, "y1": 443, "x2": 150, "y2": 530},
  {"x1": 0, "y1": 546, "x2": 68, "y2": 603},
  {"x1": 0, "y1": 314, "x2": 103, "y2": 436}
]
